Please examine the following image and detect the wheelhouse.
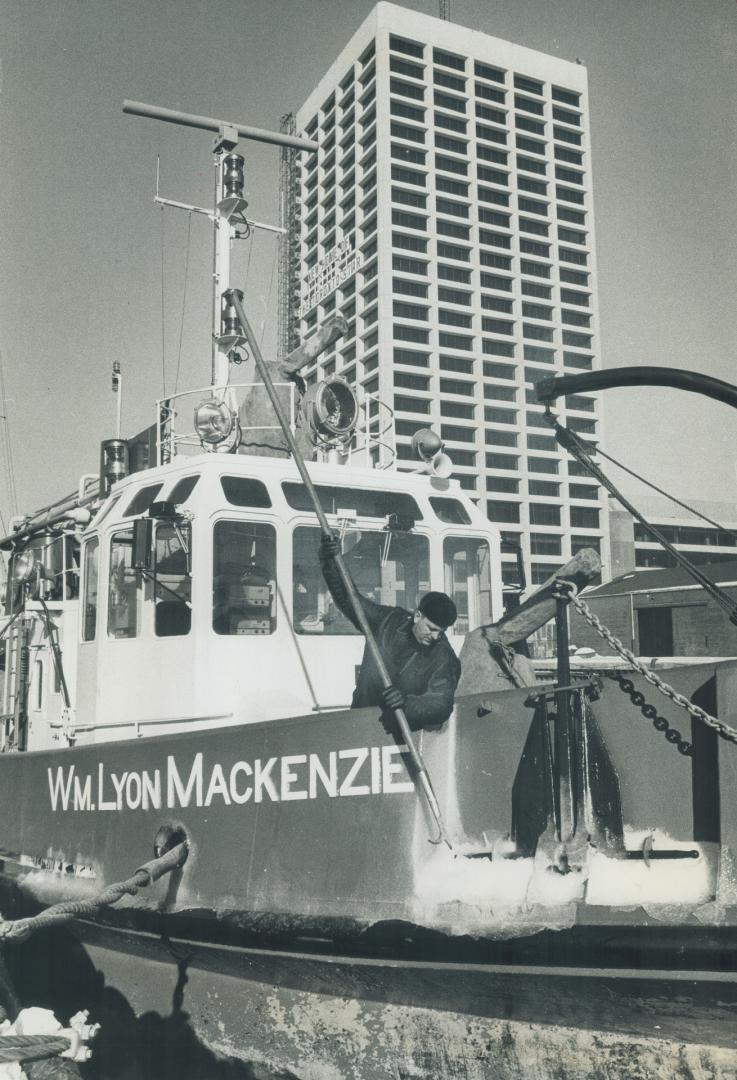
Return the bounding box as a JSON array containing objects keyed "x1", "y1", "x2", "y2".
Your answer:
[{"x1": 1, "y1": 455, "x2": 502, "y2": 750}]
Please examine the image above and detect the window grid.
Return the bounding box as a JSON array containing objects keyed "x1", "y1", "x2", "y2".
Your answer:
[{"x1": 298, "y1": 36, "x2": 601, "y2": 561}]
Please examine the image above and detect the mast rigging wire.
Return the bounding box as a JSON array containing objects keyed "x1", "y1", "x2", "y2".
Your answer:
[
  {"x1": 547, "y1": 412, "x2": 737, "y2": 623},
  {"x1": 593, "y1": 443, "x2": 737, "y2": 545},
  {"x1": 243, "y1": 229, "x2": 255, "y2": 294},
  {"x1": 160, "y1": 205, "x2": 167, "y2": 396},
  {"x1": 0, "y1": 345, "x2": 18, "y2": 519},
  {"x1": 174, "y1": 211, "x2": 193, "y2": 395}
]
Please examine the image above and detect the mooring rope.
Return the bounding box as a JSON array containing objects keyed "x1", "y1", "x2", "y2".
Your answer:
[
  {"x1": 0, "y1": 1034, "x2": 71, "y2": 1065},
  {"x1": 0, "y1": 841, "x2": 188, "y2": 945}
]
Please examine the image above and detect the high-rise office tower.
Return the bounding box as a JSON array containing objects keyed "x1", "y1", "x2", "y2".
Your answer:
[{"x1": 293, "y1": 2, "x2": 608, "y2": 590}]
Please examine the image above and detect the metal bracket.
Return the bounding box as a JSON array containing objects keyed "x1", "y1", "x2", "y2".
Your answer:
[
  {"x1": 213, "y1": 124, "x2": 239, "y2": 154},
  {"x1": 525, "y1": 676, "x2": 603, "y2": 707}
]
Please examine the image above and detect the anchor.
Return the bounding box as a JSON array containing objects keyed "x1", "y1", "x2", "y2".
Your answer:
[{"x1": 511, "y1": 583, "x2": 624, "y2": 868}]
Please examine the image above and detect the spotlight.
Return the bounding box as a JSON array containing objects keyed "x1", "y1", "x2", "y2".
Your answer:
[
  {"x1": 307, "y1": 378, "x2": 359, "y2": 443},
  {"x1": 194, "y1": 398, "x2": 240, "y2": 452}
]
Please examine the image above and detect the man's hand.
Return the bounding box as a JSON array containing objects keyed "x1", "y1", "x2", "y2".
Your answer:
[
  {"x1": 320, "y1": 532, "x2": 341, "y2": 561},
  {"x1": 381, "y1": 685, "x2": 406, "y2": 711}
]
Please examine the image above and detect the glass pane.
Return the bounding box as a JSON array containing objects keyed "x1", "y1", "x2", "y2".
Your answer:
[
  {"x1": 93, "y1": 494, "x2": 121, "y2": 527},
  {"x1": 443, "y1": 536, "x2": 492, "y2": 633},
  {"x1": 108, "y1": 529, "x2": 139, "y2": 638},
  {"x1": 123, "y1": 483, "x2": 164, "y2": 517},
  {"x1": 155, "y1": 523, "x2": 192, "y2": 637},
  {"x1": 82, "y1": 538, "x2": 99, "y2": 642},
  {"x1": 213, "y1": 521, "x2": 276, "y2": 635},
  {"x1": 34, "y1": 660, "x2": 43, "y2": 711},
  {"x1": 220, "y1": 476, "x2": 272, "y2": 508},
  {"x1": 64, "y1": 535, "x2": 80, "y2": 600},
  {"x1": 168, "y1": 475, "x2": 200, "y2": 504},
  {"x1": 429, "y1": 497, "x2": 471, "y2": 524},
  {"x1": 293, "y1": 525, "x2": 430, "y2": 635},
  {"x1": 283, "y1": 482, "x2": 421, "y2": 520}
]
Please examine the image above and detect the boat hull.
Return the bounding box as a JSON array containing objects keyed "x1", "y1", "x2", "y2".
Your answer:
[
  {"x1": 2, "y1": 659, "x2": 737, "y2": 1074},
  {"x1": 3, "y1": 916, "x2": 737, "y2": 1079},
  {"x1": 1, "y1": 660, "x2": 737, "y2": 940}
]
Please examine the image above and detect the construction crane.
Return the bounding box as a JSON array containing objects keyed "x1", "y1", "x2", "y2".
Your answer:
[{"x1": 439, "y1": 0, "x2": 450, "y2": 18}]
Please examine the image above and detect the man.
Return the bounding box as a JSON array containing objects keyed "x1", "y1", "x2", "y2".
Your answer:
[{"x1": 320, "y1": 534, "x2": 461, "y2": 731}]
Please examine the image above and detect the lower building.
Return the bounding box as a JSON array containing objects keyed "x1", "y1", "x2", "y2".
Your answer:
[
  {"x1": 608, "y1": 495, "x2": 737, "y2": 577},
  {"x1": 568, "y1": 560, "x2": 737, "y2": 658}
]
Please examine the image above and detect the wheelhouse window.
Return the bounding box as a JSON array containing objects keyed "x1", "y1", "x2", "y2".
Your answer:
[
  {"x1": 443, "y1": 536, "x2": 492, "y2": 633},
  {"x1": 82, "y1": 537, "x2": 99, "y2": 641},
  {"x1": 292, "y1": 525, "x2": 430, "y2": 635},
  {"x1": 429, "y1": 497, "x2": 471, "y2": 524},
  {"x1": 108, "y1": 529, "x2": 139, "y2": 639},
  {"x1": 34, "y1": 660, "x2": 43, "y2": 711},
  {"x1": 123, "y1": 483, "x2": 164, "y2": 517},
  {"x1": 283, "y1": 483, "x2": 421, "y2": 521},
  {"x1": 63, "y1": 535, "x2": 80, "y2": 600},
  {"x1": 167, "y1": 474, "x2": 200, "y2": 504},
  {"x1": 154, "y1": 522, "x2": 192, "y2": 637},
  {"x1": 220, "y1": 476, "x2": 272, "y2": 507},
  {"x1": 213, "y1": 521, "x2": 276, "y2": 635}
]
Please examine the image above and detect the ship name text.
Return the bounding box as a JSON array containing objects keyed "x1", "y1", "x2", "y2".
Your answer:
[{"x1": 47, "y1": 746, "x2": 414, "y2": 812}]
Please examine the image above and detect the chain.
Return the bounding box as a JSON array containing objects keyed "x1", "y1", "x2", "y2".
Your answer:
[
  {"x1": 604, "y1": 672, "x2": 692, "y2": 756},
  {"x1": 559, "y1": 580, "x2": 737, "y2": 747}
]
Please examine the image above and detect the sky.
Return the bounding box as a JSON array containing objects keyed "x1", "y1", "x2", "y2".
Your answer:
[{"x1": 0, "y1": 0, "x2": 736, "y2": 537}]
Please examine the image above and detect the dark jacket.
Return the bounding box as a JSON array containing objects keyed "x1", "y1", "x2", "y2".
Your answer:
[{"x1": 321, "y1": 556, "x2": 460, "y2": 730}]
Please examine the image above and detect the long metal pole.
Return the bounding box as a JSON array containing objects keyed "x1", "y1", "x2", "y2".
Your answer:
[
  {"x1": 230, "y1": 293, "x2": 452, "y2": 850},
  {"x1": 122, "y1": 100, "x2": 319, "y2": 154}
]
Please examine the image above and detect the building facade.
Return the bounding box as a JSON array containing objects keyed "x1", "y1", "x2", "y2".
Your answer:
[
  {"x1": 293, "y1": 2, "x2": 608, "y2": 589},
  {"x1": 608, "y1": 496, "x2": 737, "y2": 577}
]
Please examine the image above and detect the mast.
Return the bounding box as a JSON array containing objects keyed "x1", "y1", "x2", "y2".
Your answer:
[{"x1": 123, "y1": 101, "x2": 317, "y2": 392}]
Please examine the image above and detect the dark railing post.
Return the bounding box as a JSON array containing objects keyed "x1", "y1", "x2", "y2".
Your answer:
[{"x1": 554, "y1": 586, "x2": 575, "y2": 842}]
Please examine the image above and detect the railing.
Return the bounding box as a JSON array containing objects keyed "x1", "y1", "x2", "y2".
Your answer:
[
  {"x1": 155, "y1": 384, "x2": 397, "y2": 469},
  {"x1": 155, "y1": 382, "x2": 298, "y2": 465}
]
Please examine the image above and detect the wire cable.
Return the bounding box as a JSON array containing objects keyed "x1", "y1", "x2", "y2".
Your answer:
[
  {"x1": 159, "y1": 205, "x2": 167, "y2": 396},
  {"x1": 594, "y1": 443, "x2": 737, "y2": 544},
  {"x1": 174, "y1": 211, "x2": 193, "y2": 396},
  {"x1": 547, "y1": 412, "x2": 737, "y2": 623},
  {"x1": 0, "y1": 344, "x2": 18, "y2": 519},
  {"x1": 243, "y1": 229, "x2": 255, "y2": 295}
]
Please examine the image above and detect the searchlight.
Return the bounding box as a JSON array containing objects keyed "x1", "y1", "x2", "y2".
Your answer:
[
  {"x1": 305, "y1": 377, "x2": 359, "y2": 445},
  {"x1": 194, "y1": 398, "x2": 240, "y2": 453}
]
